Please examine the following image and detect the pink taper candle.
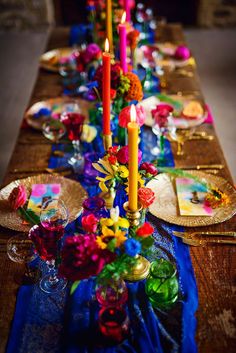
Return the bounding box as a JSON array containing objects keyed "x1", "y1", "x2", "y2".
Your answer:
[
  {"x1": 118, "y1": 12, "x2": 128, "y2": 74},
  {"x1": 124, "y1": 0, "x2": 131, "y2": 22}
]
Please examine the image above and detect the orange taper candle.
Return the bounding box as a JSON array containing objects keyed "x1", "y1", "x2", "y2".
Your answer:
[
  {"x1": 102, "y1": 38, "x2": 111, "y2": 135},
  {"x1": 128, "y1": 105, "x2": 138, "y2": 211}
]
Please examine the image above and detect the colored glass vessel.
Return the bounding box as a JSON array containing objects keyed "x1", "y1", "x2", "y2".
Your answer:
[
  {"x1": 145, "y1": 258, "x2": 179, "y2": 309},
  {"x1": 98, "y1": 306, "x2": 129, "y2": 343},
  {"x1": 96, "y1": 279, "x2": 128, "y2": 307}
]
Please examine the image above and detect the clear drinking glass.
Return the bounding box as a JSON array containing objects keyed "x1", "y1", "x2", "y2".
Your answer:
[
  {"x1": 7, "y1": 233, "x2": 39, "y2": 284},
  {"x1": 42, "y1": 118, "x2": 66, "y2": 143}
]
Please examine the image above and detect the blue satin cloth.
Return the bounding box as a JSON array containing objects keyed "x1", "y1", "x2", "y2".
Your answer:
[{"x1": 6, "y1": 126, "x2": 198, "y2": 353}]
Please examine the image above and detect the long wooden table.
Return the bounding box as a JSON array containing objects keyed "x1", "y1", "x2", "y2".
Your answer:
[{"x1": 0, "y1": 25, "x2": 235, "y2": 353}]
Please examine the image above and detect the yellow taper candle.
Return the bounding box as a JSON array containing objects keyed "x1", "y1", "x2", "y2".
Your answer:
[
  {"x1": 106, "y1": 0, "x2": 113, "y2": 52},
  {"x1": 128, "y1": 105, "x2": 138, "y2": 211}
]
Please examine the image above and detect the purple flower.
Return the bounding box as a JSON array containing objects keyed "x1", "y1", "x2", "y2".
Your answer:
[
  {"x1": 124, "y1": 238, "x2": 141, "y2": 257},
  {"x1": 84, "y1": 43, "x2": 101, "y2": 64}
]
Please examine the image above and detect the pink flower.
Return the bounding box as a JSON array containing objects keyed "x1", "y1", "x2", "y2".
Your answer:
[
  {"x1": 59, "y1": 234, "x2": 115, "y2": 281},
  {"x1": 174, "y1": 45, "x2": 191, "y2": 60},
  {"x1": 81, "y1": 214, "x2": 99, "y2": 233},
  {"x1": 84, "y1": 43, "x2": 101, "y2": 63},
  {"x1": 116, "y1": 145, "x2": 142, "y2": 165},
  {"x1": 8, "y1": 185, "x2": 27, "y2": 210},
  {"x1": 119, "y1": 105, "x2": 146, "y2": 128},
  {"x1": 138, "y1": 187, "x2": 155, "y2": 208},
  {"x1": 151, "y1": 104, "x2": 173, "y2": 128},
  {"x1": 51, "y1": 184, "x2": 61, "y2": 195},
  {"x1": 136, "y1": 222, "x2": 154, "y2": 238},
  {"x1": 140, "y1": 162, "x2": 158, "y2": 176},
  {"x1": 119, "y1": 0, "x2": 135, "y2": 9},
  {"x1": 31, "y1": 184, "x2": 47, "y2": 197}
]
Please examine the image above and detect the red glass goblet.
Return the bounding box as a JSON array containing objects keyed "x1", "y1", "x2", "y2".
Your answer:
[{"x1": 60, "y1": 111, "x2": 85, "y2": 173}]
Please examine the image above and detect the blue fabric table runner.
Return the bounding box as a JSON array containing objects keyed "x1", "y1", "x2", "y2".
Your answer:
[{"x1": 6, "y1": 126, "x2": 198, "y2": 353}]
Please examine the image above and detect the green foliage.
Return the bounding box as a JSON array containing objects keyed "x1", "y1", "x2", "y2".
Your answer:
[
  {"x1": 18, "y1": 207, "x2": 40, "y2": 226},
  {"x1": 70, "y1": 280, "x2": 80, "y2": 295}
]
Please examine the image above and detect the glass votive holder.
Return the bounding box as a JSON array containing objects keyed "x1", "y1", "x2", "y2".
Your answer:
[
  {"x1": 83, "y1": 152, "x2": 103, "y2": 181},
  {"x1": 98, "y1": 306, "x2": 129, "y2": 343},
  {"x1": 95, "y1": 279, "x2": 128, "y2": 307},
  {"x1": 145, "y1": 258, "x2": 179, "y2": 309},
  {"x1": 82, "y1": 196, "x2": 107, "y2": 218}
]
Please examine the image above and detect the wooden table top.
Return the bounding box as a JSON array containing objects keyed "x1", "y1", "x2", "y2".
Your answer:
[{"x1": 0, "y1": 25, "x2": 235, "y2": 353}]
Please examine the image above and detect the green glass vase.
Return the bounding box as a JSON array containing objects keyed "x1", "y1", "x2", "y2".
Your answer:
[{"x1": 145, "y1": 258, "x2": 179, "y2": 309}]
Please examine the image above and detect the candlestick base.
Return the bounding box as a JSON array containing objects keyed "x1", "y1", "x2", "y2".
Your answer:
[
  {"x1": 99, "y1": 185, "x2": 116, "y2": 210},
  {"x1": 123, "y1": 201, "x2": 142, "y2": 227},
  {"x1": 123, "y1": 255, "x2": 150, "y2": 282},
  {"x1": 103, "y1": 134, "x2": 112, "y2": 151}
]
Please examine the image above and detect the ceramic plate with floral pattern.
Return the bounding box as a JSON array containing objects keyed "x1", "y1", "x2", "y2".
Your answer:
[{"x1": 40, "y1": 47, "x2": 74, "y2": 72}]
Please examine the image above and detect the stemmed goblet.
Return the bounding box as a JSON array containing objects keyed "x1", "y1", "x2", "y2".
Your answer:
[
  {"x1": 29, "y1": 198, "x2": 68, "y2": 293},
  {"x1": 60, "y1": 102, "x2": 85, "y2": 173}
]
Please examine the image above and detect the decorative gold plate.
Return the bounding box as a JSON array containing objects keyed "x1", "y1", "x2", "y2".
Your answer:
[
  {"x1": 147, "y1": 171, "x2": 236, "y2": 227},
  {"x1": 40, "y1": 47, "x2": 74, "y2": 72},
  {"x1": 25, "y1": 97, "x2": 92, "y2": 130},
  {"x1": 0, "y1": 174, "x2": 88, "y2": 232}
]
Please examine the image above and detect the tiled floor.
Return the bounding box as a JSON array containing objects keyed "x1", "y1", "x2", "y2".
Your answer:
[{"x1": 0, "y1": 28, "x2": 235, "y2": 183}]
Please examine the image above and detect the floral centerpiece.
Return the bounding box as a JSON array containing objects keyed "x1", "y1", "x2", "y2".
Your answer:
[{"x1": 59, "y1": 205, "x2": 154, "y2": 287}]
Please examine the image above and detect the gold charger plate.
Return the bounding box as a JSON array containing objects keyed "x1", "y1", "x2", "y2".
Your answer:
[
  {"x1": 25, "y1": 97, "x2": 92, "y2": 130},
  {"x1": 147, "y1": 171, "x2": 236, "y2": 227},
  {"x1": 0, "y1": 174, "x2": 88, "y2": 232},
  {"x1": 40, "y1": 47, "x2": 74, "y2": 72}
]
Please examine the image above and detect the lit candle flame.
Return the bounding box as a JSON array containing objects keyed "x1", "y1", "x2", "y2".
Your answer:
[
  {"x1": 130, "y1": 104, "x2": 136, "y2": 122},
  {"x1": 121, "y1": 11, "x2": 126, "y2": 24},
  {"x1": 105, "y1": 38, "x2": 110, "y2": 53}
]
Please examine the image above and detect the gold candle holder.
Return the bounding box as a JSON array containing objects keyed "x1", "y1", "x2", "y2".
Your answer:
[
  {"x1": 103, "y1": 134, "x2": 112, "y2": 151},
  {"x1": 123, "y1": 201, "x2": 151, "y2": 281},
  {"x1": 124, "y1": 255, "x2": 150, "y2": 282},
  {"x1": 123, "y1": 201, "x2": 142, "y2": 227}
]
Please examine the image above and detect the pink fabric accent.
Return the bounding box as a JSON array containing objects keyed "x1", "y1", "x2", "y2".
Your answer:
[{"x1": 204, "y1": 105, "x2": 214, "y2": 124}]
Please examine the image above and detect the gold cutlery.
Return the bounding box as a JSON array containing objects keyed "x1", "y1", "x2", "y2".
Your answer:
[
  {"x1": 173, "y1": 231, "x2": 236, "y2": 238},
  {"x1": 188, "y1": 135, "x2": 214, "y2": 141},
  {"x1": 11, "y1": 166, "x2": 71, "y2": 174},
  {"x1": 53, "y1": 150, "x2": 65, "y2": 157},
  {"x1": 182, "y1": 238, "x2": 236, "y2": 246},
  {"x1": 175, "y1": 164, "x2": 224, "y2": 170}
]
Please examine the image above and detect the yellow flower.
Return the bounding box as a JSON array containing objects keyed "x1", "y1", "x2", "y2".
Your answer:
[
  {"x1": 100, "y1": 218, "x2": 114, "y2": 227},
  {"x1": 117, "y1": 217, "x2": 129, "y2": 229},
  {"x1": 118, "y1": 165, "x2": 129, "y2": 179},
  {"x1": 96, "y1": 175, "x2": 113, "y2": 192},
  {"x1": 115, "y1": 230, "x2": 127, "y2": 246},
  {"x1": 96, "y1": 236, "x2": 107, "y2": 249},
  {"x1": 101, "y1": 225, "x2": 114, "y2": 236}
]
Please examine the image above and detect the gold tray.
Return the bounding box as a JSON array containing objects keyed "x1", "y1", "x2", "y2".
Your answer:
[
  {"x1": 147, "y1": 171, "x2": 236, "y2": 227},
  {"x1": 0, "y1": 174, "x2": 88, "y2": 232},
  {"x1": 40, "y1": 47, "x2": 74, "y2": 72},
  {"x1": 25, "y1": 97, "x2": 92, "y2": 130}
]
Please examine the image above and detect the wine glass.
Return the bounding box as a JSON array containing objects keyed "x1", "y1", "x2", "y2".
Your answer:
[
  {"x1": 7, "y1": 233, "x2": 39, "y2": 284},
  {"x1": 42, "y1": 118, "x2": 66, "y2": 143},
  {"x1": 29, "y1": 199, "x2": 69, "y2": 293},
  {"x1": 60, "y1": 105, "x2": 85, "y2": 173},
  {"x1": 59, "y1": 53, "x2": 79, "y2": 95},
  {"x1": 168, "y1": 127, "x2": 194, "y2": 157}
]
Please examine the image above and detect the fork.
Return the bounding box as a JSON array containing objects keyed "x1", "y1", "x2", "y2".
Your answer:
[
  {"x1": 182, "y1": 238, "x2": 236, "y2": 246},
  {"x1": 173, "y1": 231, "x2": 236, "y2": 238}
]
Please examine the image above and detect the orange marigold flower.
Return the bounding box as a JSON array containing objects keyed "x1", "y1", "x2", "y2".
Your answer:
[
  {"x1": 124, "y1": 72, "x2": 143, "y2": 102},
  {"x1": 127, "y1": 29, "x2": 140, "y2": 50}
]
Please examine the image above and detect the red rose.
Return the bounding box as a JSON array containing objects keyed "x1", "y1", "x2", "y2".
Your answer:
[
  {"x1": 136, "y1": 222, "x2": 154, "y2": 237},
  {"x1": 117, "y1": 145, "x2": 142, "y2": 165},
  {"x1": 108, "y1": 146, "x2": 119, "y2": 155},
  {"x1": 8, "y1": 185, "x2": 27, "y2": 210},
  {"x1": 81, "y1": 214, "x2": 99, "y2": 233},
  {"x1": 140, "y1": 162, "x2": 158, "y2": 176},
  {"x1": 138, "y1": 187, "x2": 155, "y2": 208},
  {"x1": 108, "y1": 155, "x2": 117, "y2": 165}
]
